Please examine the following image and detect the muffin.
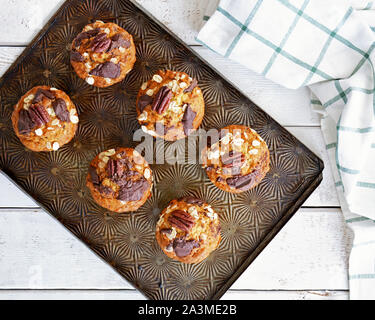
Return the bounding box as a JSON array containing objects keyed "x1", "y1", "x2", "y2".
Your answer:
[
  {"x1": 70, "y1": 20, "x2": 136, "y2": 88},
  {"x1": 156, "y1": 197, "x2": 221, "y2": 264},
  {"x1": 11, "y1": 85, "x2": 78, "y2": 152},
  {"x1": 136, "y1": 70, "x2": 205, "y2": 141},
  {"x1": 202, "y1": 124, "x2": 270, "y2": 193},
  {"x1": 86, "y1": 147, "x2": 153, "y2": 213}
]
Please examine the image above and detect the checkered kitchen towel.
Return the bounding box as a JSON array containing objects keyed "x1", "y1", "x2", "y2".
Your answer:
[{"x1": 197, "y1": 0, "x2": 375, "y2": 299}]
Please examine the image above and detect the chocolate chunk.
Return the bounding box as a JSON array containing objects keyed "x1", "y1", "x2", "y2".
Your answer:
[
  {"x1": 89, "y1": 61, "x2": 121, "y2": 79},
  {"x1": 91, "y1": 33, "x2": 111, "y2": 53},
  {"x1": 152, "y1": 86, "x2": 172, "y2": 114},
  {"x1": 168, "y1": 210, "x2": 194, "y2": 232},
  {"x1": 32, "y1": 89, "x2": 55, "y2": 104},
  {"x1": 74, "y1": 28, "x2": 100, "y2": 47},
  {"x1": 52, "y1": 98, "x2": 70, "y2": 122},
  {"x1": 222, "y1": 151, "x2": 245, "y2": 168},
  {"x1": 184, "y1": 78, "x2": 198, "y2": 93},
  {"x1": 70, "y1": 51, "x2": 84, "y2": 62},
  {"x1": 116, "y1": 178, "x2": 130, "y2": 188},
  {"x1": 88, "y1": 166, "x2": 100, "y2": 186},
  {"x1": 182, "y1": 197, "x2": 204, "y2": 206},
  {"x1": 182, "y1": 104, "x2": 196, "y2": 136},
  {"x1": 226, "y1": 173, "x2": 256, "y2": 191},
  {"x1": 117, "y1": 177, "x2": 149, "y2": 202},
  {"x1": 160, "y1": 228, "x2": 172, "y2": 235},
  {"x1": 28, "y1": 104, "x2": 50, "y2": 127},
  {"x1": 173, "y1": 238, "x2": 200, "y2": 257},
  {"x1": 137, "y1": 95, "x2": 153, "y2": 112},
  {"x1": 108, "y1": 34, "x2": 131, "y2": 51},
  {"x1": 18, "y1": 109, "x2": 35, "y2": 135}
]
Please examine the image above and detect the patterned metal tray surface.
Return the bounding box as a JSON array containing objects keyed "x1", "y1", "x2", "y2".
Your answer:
[{"x1": 0, "y1": 0, "x2": 323, "y2": 299}]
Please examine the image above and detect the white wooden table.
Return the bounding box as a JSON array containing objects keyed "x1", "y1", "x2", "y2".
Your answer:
[{"x1": 0, "y1": 0, "x2": 350, "y2": 300}]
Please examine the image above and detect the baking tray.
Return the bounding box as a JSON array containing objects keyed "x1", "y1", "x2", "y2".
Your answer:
[{"x1": 0, "y1": 0, "x2": 323, "y2": 300}]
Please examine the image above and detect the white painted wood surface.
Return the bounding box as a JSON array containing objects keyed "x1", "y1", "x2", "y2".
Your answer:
[{"x1": 0, "y1": 0, "x2": 348, "y2": 300}]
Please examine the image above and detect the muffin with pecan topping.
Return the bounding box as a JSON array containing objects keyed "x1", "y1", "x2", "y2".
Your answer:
[
  {"x1": 136, "y1": 70, "x2": 205, "y2": 141},
  {"x1": 156, "y1": 197, "x2": 221, "y2": 264},
  {"x1": 11, "y1": 85, "x2": 79, "y2": 152},
  {"x1": 202, "y1": 124, "x2": 270, "y2": 193},
  {"x1": 86, "y1": 147, "x2": 153, "y2": 213},
  {"x1": 70, "y1": 21, "x2": 136, "y2": 88}
]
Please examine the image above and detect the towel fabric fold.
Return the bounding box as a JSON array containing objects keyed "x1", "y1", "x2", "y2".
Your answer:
[{"x1": 197, "y1": 0, "x2": 375, "y2": 299}]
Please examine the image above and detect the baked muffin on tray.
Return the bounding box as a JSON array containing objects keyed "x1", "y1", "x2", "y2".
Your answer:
[
  {"x1": 156, "y1": 197, "x2": 221, "y2": 264},
  {"x1": 202, "y1": 124, "x2": 270, "y2": 193},
  {"x1": 70, "y1": 20, "x2": 136, "y2": 88},
  {"x1": 11, "y1": 85, "x2": 78, "y2": 152},
  {"x1": 136, "y1": 70, "x2": 205, "y2": 141},
  {"x1": 86, "y1": 147, "x2": 153, "y2": 213}
]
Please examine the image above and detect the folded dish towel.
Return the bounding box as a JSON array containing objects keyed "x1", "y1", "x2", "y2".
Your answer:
[{"x1": 197, "y1": 0, "x2": 375, "y2": 299}]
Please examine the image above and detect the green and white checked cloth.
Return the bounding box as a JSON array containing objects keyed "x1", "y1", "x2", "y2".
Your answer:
[{"x1": 197, "y1": 0, "x2": 375, "y2": 299}]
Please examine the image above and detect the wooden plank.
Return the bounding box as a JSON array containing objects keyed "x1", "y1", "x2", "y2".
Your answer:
[
  {"x1": 0, "y1": 46, "x2": 319, "y2": 127},
  {"x1": 0, "y1": 289, "x2": 348, "y2": 300},
  {"x1": 0, "y1": 0, "x2": 205, "y2": 46},
  {"x1": 0, "y1": 125, "x2": 339, "y2": 208},
  {"x1": 0, "y1": 208, "x2": 349, "y2": 290},
  {"x1": 0, "y1": 46, "x2": 339, "y2": 207}
]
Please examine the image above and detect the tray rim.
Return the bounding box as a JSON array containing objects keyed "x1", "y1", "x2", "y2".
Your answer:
[{"x1": 0, "y1": 0, "x2": 325, "y2": 300}]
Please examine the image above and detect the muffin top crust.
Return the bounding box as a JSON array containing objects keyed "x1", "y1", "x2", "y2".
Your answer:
[
  {"x1": 136, "y1": 70, "x2": 205, "y2": 141},
  {"x1": 70, "y1": 21, "x2": 136, "y2": 87}
]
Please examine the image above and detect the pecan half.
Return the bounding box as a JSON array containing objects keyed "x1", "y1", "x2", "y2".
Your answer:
[
  {"x1": 168, "y1": 210, "x2": 194, "y2": 232},
  {"x1": 107, "y1": 159, "x2": 124, "y2": 180},
  {"x1": 28, "y1": 104, "x2": 50, "y2": 127},
  {"x1": 152, "y1": 86, "x2": 172, "y2": 114},
  {"x1": 74, "y1": 28, "x2": 100, "y2": 47},
  {"x1": 222, "y1": 151, "x2": 245, "y2": 168},
  {"x1": 91, "y1": 33, "x2": 111, "y2": 53}
]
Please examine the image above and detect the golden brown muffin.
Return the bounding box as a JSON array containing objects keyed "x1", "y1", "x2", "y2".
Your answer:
[
  {"x1": 156, "y1": 197, "x2": 221, "y2": 264},
  {"x1": 136, "y1": 70, "x2": 205, "y2": 141},
  {"x1": 86, "y1": 147, "x2": 153, "y2": 213},
  {"x1": 70, "y1": 21, "x2": 136, "y2": 88},
  {"x1": 11, "y1": 85, "x2": 78, "y2": 152},
  {"x1": 201, "y1": 124, "x2": 270, "y2": 193}
]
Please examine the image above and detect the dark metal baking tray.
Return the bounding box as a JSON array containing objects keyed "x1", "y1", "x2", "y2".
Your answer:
[{"x1": 0, "y1": 0, "x2": 323, "y2": 299}]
